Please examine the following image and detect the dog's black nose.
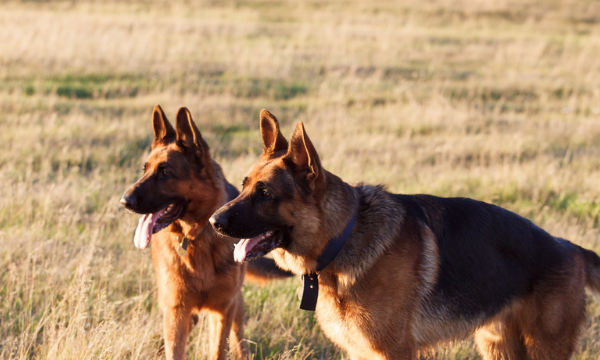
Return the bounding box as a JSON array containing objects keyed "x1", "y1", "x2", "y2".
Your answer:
[
  {"x1": 120, "y1": 193, "x2": 136, "y2": 210},
  {"x1": 209, "y1": 213, "x2": 227, "y2": 233}
]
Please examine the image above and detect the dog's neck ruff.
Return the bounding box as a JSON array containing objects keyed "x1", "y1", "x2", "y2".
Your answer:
[{"x1": 299, "y1": 211, "x2": 358, "y2": 311}]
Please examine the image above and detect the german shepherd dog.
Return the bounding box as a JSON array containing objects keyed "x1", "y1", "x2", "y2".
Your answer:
[
  {"x1": 210, "y1": 110, "x2": 600, "y2": 360},
  {"x1": 120, "y1": 106, "x2": 290, "y2": 360}
]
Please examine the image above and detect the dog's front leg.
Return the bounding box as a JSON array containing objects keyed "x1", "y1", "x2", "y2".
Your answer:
[
  {"x1": 227, "y1": 292, "x2": 248, "y2": 359},
  {"x1": 208, "y1": 309, "x2": 234, "y2": 360},
  {"x1": 163, "y1": 306, "x2": 192, "y2": 360}
]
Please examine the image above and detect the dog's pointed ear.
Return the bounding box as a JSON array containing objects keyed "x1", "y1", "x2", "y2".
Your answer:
[
  {"x1": 284, "y1": 122, "x2": 323, "y2": 191},
  {"x1": 152, "y1": 104, "x2": 175, "y2": 149},
  {"x1": 175, "y1": 107, "x2": 210, "y2": 159},
  {"x1": 260, "y1": 109, "x2": 288, "y2": 155}
]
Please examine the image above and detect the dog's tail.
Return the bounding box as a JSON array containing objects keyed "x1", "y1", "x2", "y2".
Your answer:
[
  {"x1": 245, "y1": 257, "x2": 294, "y2": 285},
  {"x1": 580, "y1": 246, "x2": 600, "y2": 294}
]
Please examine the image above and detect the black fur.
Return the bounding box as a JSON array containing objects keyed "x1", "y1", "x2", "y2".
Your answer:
[{"x1": 397, "y1": 194, "x2": 570, "y2": 318}]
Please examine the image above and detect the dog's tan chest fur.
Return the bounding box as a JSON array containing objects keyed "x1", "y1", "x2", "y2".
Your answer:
[{"x1": 313, "y1": 238, "x2": 423, "y2": 359}]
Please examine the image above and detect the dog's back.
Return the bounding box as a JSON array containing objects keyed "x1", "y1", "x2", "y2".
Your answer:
[{"x1": 402, "y1": 195, "x2": 570, "y2": 318}]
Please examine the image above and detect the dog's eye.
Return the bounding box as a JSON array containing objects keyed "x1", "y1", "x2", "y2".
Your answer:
[
  {"x1": 161, "y1": 169, "x2": 170, "y2": 177},
  {"x1": 260, "y1": 188, "x2": 271, "y2": 198}
]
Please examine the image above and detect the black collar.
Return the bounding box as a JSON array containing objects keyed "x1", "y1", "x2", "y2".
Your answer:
[{"x1": 299, "y1": 211, "x2": 358, "y2": 311}]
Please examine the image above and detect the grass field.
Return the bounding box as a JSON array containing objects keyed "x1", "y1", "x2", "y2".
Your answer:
[{"x1": 1, "y1": 0, "x2": 600, "y2": 358}]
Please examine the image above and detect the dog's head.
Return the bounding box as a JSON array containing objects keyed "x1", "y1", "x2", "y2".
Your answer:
[
  {"x1": 121, "y1": 105, "x2": 220, "y2": 249},
  {"x1": 210, "y1": 110, "x2": 328, "y2": 272}
]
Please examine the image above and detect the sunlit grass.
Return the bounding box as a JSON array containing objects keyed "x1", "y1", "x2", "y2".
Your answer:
[{"x1": 1, "y1": 0, "x2": 599, "y2": 358}]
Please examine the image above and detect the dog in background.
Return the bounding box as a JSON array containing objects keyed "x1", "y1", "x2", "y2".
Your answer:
[
  {"x1": 121, "y1": 106, "x2": 290, "y2": 360},
  {"x1": 210, "y1": 109, "x2": 600, "y2": 360}
]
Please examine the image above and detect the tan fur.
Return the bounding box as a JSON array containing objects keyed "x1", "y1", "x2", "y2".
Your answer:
[
  {"x1": 123, "y1": 106, "x2": 292, "y2": 360},
  {"x1": 145, "y1": 153, "x2": 248, "y2": 360}
]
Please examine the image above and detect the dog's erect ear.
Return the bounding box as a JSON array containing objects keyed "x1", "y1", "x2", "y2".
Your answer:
[
  {"x1": 152, "y1": 104, "x2": 175, "y2": 149},
  {"x1": 260, "y1": 109, "x2": 288, "y2": 155},
  {"x1": 284, "y1": 122, "x2": 323, "y2": 191},
  {"x1": 175, "y1": 107, "x2": 210, "y2": 160}
]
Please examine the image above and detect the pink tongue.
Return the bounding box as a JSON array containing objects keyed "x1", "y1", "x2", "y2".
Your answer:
[
  {"x1": 233, "y1": 236, "x2": 262, "y2": 263},
  {"x1": 134, "y1": 210, "x2": 163, "y2": 249}
]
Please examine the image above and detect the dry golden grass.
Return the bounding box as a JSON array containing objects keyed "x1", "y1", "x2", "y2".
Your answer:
[{"x1": 1, "y1": 0, "x2": 600, "y2": 358}]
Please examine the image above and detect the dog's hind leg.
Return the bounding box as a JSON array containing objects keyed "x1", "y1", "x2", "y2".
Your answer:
[
  {"x1": 474, "y1": 318, "x2": 527, "y2": 360},
  {"x1": 227, "y1": 291, "x2": 249, "y2": 359},
  {"x1": 518, "y1": 256, "x2": 587, "y2": 360}
]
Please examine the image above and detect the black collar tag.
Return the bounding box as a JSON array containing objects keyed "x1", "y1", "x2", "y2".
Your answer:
[
  {"x1": 298, "y1": 212, "x2": 357, "y2": 312},
  {"x1": 299, "y1": 274, "x2": 319, "y2": 311}
]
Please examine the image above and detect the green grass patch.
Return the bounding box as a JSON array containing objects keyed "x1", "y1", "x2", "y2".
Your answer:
[
  {"x1": 229, "y1": 77, "x2": 309, "y2": 100},
  {"x1": 15, "y1": 73, "x2": 150, "y2": 100}
]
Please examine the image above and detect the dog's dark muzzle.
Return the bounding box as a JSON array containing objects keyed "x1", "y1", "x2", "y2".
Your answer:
[
  {"x1": 120, "y1": 180, "x2": 183, "y2": 215},
  {"x1": 210, "y1": 199, "x2": 268, "y2": 239},
  {"x1": 209, "y1": 204, "x2": 234, "y2": 236},
  {"x1": 120, "y1": 187, "x2": 155, "y2": 214}
]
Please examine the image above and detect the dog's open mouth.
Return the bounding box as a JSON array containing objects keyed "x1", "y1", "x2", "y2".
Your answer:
[
  {"x1": 133, "y1": 202, "x2": 184, "y2": 249},
  {"x1": 234, "y1": 230, "x2": 283, "y2": 262}
]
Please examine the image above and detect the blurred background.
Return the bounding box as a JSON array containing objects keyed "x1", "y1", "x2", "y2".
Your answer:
[{"x1": 1, "y1": 0, "x2": 600, "y2": 358}]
